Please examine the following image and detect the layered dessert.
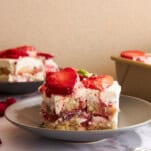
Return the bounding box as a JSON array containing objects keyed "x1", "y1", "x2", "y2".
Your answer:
[
  {"x1": 39, "y1": 68, "x2": 121, "y2": 130},
  {"x1": 120, "y1": 50, "x2": 151, "y2": 64},
  {"x1": 0, "y1": 46, "x2": 58, "y2": 82}
]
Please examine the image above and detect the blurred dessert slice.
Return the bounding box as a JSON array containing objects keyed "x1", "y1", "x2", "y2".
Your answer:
[
  {"x1": 39, "y1": 68, "x2": 121, "y2": 130},
  {"x1": 0, "y1": 46, "x2": 58, "y2": 82},
  {"x1": 120, "y1": 50, "x2": 151, "y2": 64}
]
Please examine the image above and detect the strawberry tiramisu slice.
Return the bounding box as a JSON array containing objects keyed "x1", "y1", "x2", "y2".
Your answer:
[
  {"x1": 0, "y1": 46, "x2": 58, "y2": 82},
  {"x1": 39, "y1": 68, "x2": 121, "y2": 131}
]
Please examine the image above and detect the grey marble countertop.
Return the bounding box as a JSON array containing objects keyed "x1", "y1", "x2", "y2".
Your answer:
[{"x1": 0, "y1": 93, "x2": 151, "y2": 151}]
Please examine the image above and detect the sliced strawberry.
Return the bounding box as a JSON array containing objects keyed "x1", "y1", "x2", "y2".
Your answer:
[
  {"x1": 120, "y1": 50, "x2": 145, "y2": 59},
  {"x1": 46, "y1": 67, "x2": 78, "y2": 95},
  {"x1": 37, "y1": 52, "x2": 53, "y2": 59},
  {"x1": 82, "y1": 75, "x2": 113, "y2": 91},
  {"x1": 0, "y1": 45, "x2": 36, "y2": 59}
]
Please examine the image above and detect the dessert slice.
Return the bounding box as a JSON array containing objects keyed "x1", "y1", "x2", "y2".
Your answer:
[
  {"x1": 0, "y1": 46, "x2": 58, "y2": 82},
  {"x1": 39, "y1": 68, "x2": 121, "y2": 131},
  {"x1": 120, "y1": 50, "x2": 151, "y2": 64}
]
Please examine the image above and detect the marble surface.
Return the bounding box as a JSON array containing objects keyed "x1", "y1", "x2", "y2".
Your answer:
[{"x1": 0, "y1": 93, "x2": 151, "y2": 151}]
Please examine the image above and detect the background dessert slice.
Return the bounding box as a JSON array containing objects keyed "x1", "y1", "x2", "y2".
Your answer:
[
  {"x1": 120, "y1": 50, "x2": 151, "y2": 64},
  {"x1": 0, "y1": 45, "x2": 58, "y2": 82}
]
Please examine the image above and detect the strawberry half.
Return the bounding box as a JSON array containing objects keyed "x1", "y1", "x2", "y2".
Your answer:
[
  {"x1": 46, "y1": 67, "x2": 78, "y2": 95},
  {"x1": 82, "y1": 75, "x2": 113, "y2": 91},
  {"x1": 120, "y1": 50, "x2": 145, "y2": 59},
  {"x1": 37, "y1": 52, "x2": 54, "y2": 59},
  {"x1": 0, "y1": 45, "x2": 36, "y2": 59}
]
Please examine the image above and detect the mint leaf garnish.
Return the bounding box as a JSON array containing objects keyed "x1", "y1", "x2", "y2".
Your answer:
[{"x1": 77, "y1": 69, "x2": 93, "y2": 77}]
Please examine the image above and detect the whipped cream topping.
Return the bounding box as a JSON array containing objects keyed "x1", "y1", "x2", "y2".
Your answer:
[
  {"x1": 42, "y1": 80, "x2": 121, "y2": 115},
  {"x1": 132, "y1": 53, "x2": 151, "y2": 64},
  {"x1": 15, "y1": 57, "x2": 43, "y2": 73},
  {"x1": 101, "y1": 81, "x2": 121, "y2": 104}
]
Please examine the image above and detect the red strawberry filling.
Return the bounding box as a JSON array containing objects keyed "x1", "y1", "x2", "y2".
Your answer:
[
  {"x1": 42, "y1": 111, "x2": 59, "y2": 122},
  {"x1": 45, "y1": 67, "x2": 78, "y2": 96}
]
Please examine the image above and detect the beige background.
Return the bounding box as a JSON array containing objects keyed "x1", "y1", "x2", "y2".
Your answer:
[{"x1": 0, "y1": 0, "x2": 151, "y2": 77}]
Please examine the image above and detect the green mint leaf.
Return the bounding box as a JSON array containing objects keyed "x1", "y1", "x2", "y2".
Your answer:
[{"x1": 77, "y1": 69, "x2": 92, "y2": 77}]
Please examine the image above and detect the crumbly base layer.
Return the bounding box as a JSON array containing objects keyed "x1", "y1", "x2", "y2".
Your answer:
[
  {"x1": 40, "y1": 102, "x2": 118, "y2": 131},
  {"x1": 42, "y1": 118, "x2": 117, "y2": 131}
]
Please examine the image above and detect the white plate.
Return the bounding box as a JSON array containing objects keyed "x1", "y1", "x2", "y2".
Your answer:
[{"x1": 5, "y1": 95, "x2": 151, "y2": 142}]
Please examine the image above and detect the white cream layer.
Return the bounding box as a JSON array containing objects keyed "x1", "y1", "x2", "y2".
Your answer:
[
  {"x1": 42, "y1": 81, "x2": 121, "y2": 115},
  {"x1": 0, "y1": 57, "x2": 51, "y2": 82}
]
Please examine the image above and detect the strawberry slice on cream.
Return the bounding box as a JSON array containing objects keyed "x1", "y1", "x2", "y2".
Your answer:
[
  {"x1": 45, "y1": 68, "x2": 78, "y2": 95},
  {"x1": 120, "y1": 50, "x2": 145, "y2": 60}
]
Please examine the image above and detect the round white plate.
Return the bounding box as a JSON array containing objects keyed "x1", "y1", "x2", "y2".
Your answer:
[{"x1": 5, "y1": 95, "x2": 151, "y2": 142}]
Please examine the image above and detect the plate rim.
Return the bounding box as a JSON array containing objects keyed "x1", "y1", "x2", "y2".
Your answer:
[{"x1": 4, "y1": 95, "x2": 151, "y2": 134}]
